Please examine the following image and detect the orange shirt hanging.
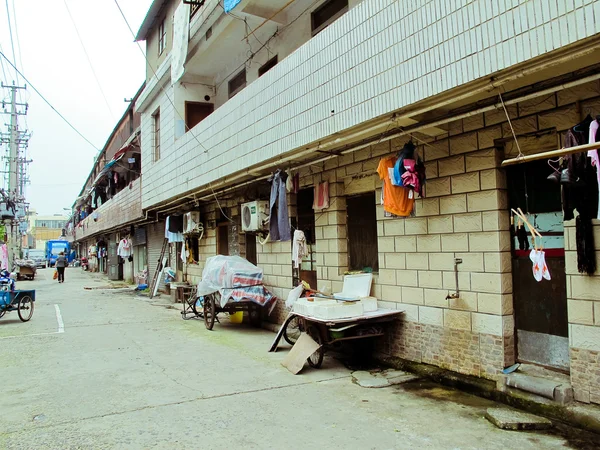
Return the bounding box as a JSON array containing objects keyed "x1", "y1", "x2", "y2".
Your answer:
[{"x1": 377, "y1": 157, "x2": 415, "y2": 217}]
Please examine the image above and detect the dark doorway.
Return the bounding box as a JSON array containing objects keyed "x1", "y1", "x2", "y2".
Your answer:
[
  {"x1": 185, "y1": 102, "x2": 214, "y2": 131},
  {"x1": 506, "y1": 159, "x2": 568, "y2": 370},
  {"x1": 346, "y1": 192, "x2": 378, "y2": 272},
  {"x1": 295, "y1": 188, "x2": 317, "y2": 288}
]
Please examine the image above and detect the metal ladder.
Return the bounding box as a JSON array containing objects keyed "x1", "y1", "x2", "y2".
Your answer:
[{"x1": 149, "y1": 238, "x2": 169, "y2": 299}]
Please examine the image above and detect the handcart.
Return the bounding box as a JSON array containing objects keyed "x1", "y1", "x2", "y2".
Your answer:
[
  {"x1": 0, "y1": 289, "x2": 36, "y2": 322},
  {"x1": 15, "y1": 261, "x2": 36, "y2": 280},
  {"x1": 270, "y1": 309, "x2": 403, "y2": 369},
  {"x1": 195, "y1": 255, "x2": 276, "y2": 330}
]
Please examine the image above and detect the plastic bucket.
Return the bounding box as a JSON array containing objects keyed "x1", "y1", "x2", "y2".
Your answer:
[{"x1": 229, "y1": 311, "x2": 243, "y2": 324}]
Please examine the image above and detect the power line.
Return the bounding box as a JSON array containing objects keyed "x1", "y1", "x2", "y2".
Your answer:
[
  {"x1": 0, "y1": 50, "x2": 100, "y2": 152},
  {"x1": 11, "y1": 0, "x2": 28, "y2": 126},
  {"x1": 0, "y1": 43, "x2": 9, "y2": 86},
  {"x1": 63, "y1": 0, "x2": 116, "y2": 121}
]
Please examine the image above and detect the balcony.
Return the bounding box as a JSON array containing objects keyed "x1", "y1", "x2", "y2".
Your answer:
[
  {"x1": 74, "y1": 178, "x2": 143, "y2": 241},
  {"x1": 140, "y1": 0, "x2": 600, "y2": 210}
]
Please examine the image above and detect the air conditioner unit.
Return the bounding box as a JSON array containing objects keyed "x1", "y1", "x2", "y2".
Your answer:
[
  {"x1": 241, "y1": 201, "x2": 269, "y2": 232},
  {"x1": 184, "y1": 211, "x2": 202, "y2": 234}
]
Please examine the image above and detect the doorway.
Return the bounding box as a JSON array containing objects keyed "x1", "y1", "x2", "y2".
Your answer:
[
  {"x1": 507, "y1": 160, "x2": 569, "y2": 371},
  {"x1": 294, "y1": 188, "x2": 317, "y2": 288}
]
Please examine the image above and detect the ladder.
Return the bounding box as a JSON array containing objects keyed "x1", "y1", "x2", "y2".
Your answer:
[{"x1": 149, "y1": 238, "x2": 169, "y2": 299}]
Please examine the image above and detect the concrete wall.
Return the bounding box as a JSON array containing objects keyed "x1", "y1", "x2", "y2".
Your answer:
[{"x1": 138, "y1": 0, "x2": 600, "y2": 210}]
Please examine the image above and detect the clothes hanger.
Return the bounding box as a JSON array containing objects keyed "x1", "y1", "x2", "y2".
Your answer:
[
  {"x1": 573, "y1": 114, "x2": 593, "y2": 132},
  {"x1": 512, "y1": 208, "x2": 543, "y2": 250}
]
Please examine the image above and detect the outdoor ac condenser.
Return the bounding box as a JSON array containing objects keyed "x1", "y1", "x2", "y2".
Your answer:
[
  {"x1": 183, "y1": 211, "x2": 201, "y2": 234},
  {"x1": 241, "y1": 201, "x2": 269, "y2": 232}
]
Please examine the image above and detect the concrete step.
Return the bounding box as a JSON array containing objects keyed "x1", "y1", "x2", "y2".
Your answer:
[{"x1": 497, "y1": 373, "x2": 573, "y2": 404}]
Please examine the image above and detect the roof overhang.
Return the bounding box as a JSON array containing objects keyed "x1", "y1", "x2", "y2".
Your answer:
[{"x1": 135, "y1": 0, "x2": 169, "y2": 41}]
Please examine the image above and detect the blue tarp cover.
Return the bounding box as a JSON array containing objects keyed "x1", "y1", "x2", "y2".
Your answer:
[{"x1": 224, "y1": 0, "x2": 241, "y2": 13}]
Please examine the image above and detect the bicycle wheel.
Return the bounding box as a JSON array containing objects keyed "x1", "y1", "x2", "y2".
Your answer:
[
  {"x1": 191, "y1": 295, "x2": 203, "y2": 318},
  {"x1": 283, "y1": 316, "x2": 303, "y2": 345},
  {"x1": 306, "y1": 325, "x2": 324, "y2": 369},
  {"x1": 203, "y1": 294, "x2": 216, "y2": 330},
  {"x1": 0, "y1": 309, "x2": 5, "y2": 319},
  {"x1": 17, "y1": 295, "x2": 34, "y2": 322}
]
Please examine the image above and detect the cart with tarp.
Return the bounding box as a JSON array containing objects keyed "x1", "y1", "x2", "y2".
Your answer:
[
  {"x1": 0, "y1": 289, "x2": 35, "y2": 322},
  {"x1": 196, "y1": 255, "x2": 276, "y2": 330}
]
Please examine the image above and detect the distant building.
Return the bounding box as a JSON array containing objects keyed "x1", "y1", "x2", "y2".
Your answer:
[{"x1": 26, "y1": 210, "x2": 68, "y2": 250}]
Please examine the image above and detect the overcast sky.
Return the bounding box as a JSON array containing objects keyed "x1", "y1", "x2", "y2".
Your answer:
[{"x1": 0, "y1": 0, "x2": 153, "y2": 215}]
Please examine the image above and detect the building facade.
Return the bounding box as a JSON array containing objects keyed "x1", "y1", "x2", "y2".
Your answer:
[{"x1": 78, "y1": 0, "x2": 600, "y2": 405}]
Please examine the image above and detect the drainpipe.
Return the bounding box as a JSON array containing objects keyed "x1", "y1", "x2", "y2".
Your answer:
[{"x1": 446, "y1": 258, "x2": 463, "y2": 300}]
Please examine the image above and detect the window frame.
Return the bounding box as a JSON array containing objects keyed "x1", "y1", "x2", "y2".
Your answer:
[
  {"x1": 228, "y1": 68, "x2": 247, "y2": 99},
  {"x1": 346, "y1": 192, "x2": 379, "y2": 272},
  {"x1": 311, "y1": 0, "x2": 349, "y2": 36},
  {"x1": 153, "y1": 109, "x2": 161, "y2": 162},
  {"x1": 158, "y1": 19, "x2": 166, "y2": 55},
  {"x1": 258, "y1": 55, "x2": 278, "y2": 77}
]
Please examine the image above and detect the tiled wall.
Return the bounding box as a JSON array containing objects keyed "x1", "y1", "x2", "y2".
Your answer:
[
  {"x1": 139, "y1": 0, "x2": 600, "y2": 210},
  {"x1": 566, "y1": 220, "x2": 600, "y2": 404}
]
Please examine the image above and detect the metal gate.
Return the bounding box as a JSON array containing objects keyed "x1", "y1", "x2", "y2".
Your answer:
[{"x1": 147, "y1": 221, "x2": 167, "y2": 292}]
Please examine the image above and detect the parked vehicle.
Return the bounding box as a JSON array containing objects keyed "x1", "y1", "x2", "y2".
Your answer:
[
  {"x1": 45, "y1": 239, "x2": 72, "y2": 267},
  {"x1": 25, "y1": 249, "x2": 46, "y2": 269}
]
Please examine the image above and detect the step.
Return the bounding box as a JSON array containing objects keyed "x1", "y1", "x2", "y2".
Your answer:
[{"x1": 497, "y1": 373, "x2": 573, "y2": 404}]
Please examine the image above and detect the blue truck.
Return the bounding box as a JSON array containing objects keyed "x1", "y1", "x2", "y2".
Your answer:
[{"x1": 45, "y1": 239, "x2": 72, "y2": 267}]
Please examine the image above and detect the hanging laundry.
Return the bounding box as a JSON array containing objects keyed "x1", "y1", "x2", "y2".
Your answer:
[
  {"x1": 588, "y1": 118, "x2": 600, "y2": 220},
  {"x1": 516, "y1": 224, "x2": 529, "y2": 251},
  {"x1": 117, "y1": 238, "x2": 132, "y2": 258},
  {"x1": 313, "y1": 181, "x2": 330, "y2": 211},
  {"x1": 0, "y1": 244, "x2": 8, "y2": 271},
  {"x1": 292, "y1": 230, "x2": 308, "y2": 269},
  {"x1": 576, "y1": 215, "x2": 596, "y2": 275},
  {"x1": 377, "y1": 156, "x2": 414, "y2": 216},
  {"x1": 169, "y1": 215, "x2": 184, "y2": 233},
  {"x1": 165, "y1": 217, "x2": 184, "y2": 243},
  {"x1": 529, "y1": 249, "x2": 551, "y2": 282},
  {"x1": 269, "y1": 169, "x2": 291, "y2": 241}
]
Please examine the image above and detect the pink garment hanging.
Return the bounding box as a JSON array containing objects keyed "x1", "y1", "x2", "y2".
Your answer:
[{"x1": 313, "y1": 181, "x2": 329, "y2": 211}]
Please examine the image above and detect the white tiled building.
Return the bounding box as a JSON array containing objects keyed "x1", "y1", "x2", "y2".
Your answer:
[{"x1": 133, "y1": 0, "x2": 600, "y2": 405}]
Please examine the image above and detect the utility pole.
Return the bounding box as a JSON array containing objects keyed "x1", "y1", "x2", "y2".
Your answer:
[{"x1": 1, "y1": 82, "x2": 29, "y2": 269}]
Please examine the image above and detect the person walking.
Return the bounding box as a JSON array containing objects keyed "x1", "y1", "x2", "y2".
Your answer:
[{"x1": 55, "y1": 252, "x2": 67, "y2": 283}]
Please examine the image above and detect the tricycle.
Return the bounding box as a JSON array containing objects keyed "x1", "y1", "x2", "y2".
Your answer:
[
  {"x1": 15, "y1": 260, "x2": 37, "y2": 281},
  {"x1": 0, "y1": 289, "x2": 36, "y2": 322}
]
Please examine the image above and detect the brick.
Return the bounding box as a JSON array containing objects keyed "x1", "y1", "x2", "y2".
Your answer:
[
  {"x1": 571, "y1": 276, "x2": 600, "y2": 301},
  {"x1": 485, "y1": 104, "x2": 517, "y2": 126},
  {"x1": 501, "y1": 115, "x2": 538, "y2": 136},
  {"x1": 463, "y1": 114, "x2": 484, "y2": 132},
  {"x1": 469, "y1": 232, "x2": 511, "y2": 252},
  {"x1": 595, "y1": 302, "x2": 600, "y2": 326},
  {"x1": 385, "y1": 253, "x2": 406, "y2": 269},
  {"x1": 429, "y1": 252, "x2": 456, "y2": 271},
  {"x1": 519, "y1": 95, "x2": 557, "y2": 115},
  {"x1": 419, "y1": 306, "x2": 444, "y2": 326},
  {"x1": 381, "y1": 285, "x2": 403, "y2": 302},
  {"x1": 428, "y1": 215, "x2": 454, "y2": 234},
  {"x1": 402, "y1": 287, "x2": 424, "y2": 305},
  {"x1": 484, "y1": 252, "x2": 512, "y2": 273},
  {"x1": 398, "y1": 302, "x2": 419, "y2": 322},
  {"x1": 453, "y1": 212, "x2": 483, "y2": 232},
  {"x1": 441, "y1": 233, "x2": 469, "y2": 252},
  {"x1": 480, "y1": 169, "x2": 507, "y2": 190},
  {"x1": 440, "y1": 194, "x2": 467, "y2": 214},
  {"x1": 394, "y1": 236, "x2": 417, "y2": 253},
  {"x1": 424, "y1": 288, "x2": 449, "y2": 307},
  {"x1": 568, "y1": 300, "x2": 595, "y2": 325},
  {"x1": 425, "y1": 161, "x2": 438, "y2": 179},
  {"x1": 438, "y1": 155, "x2": 465, "y2": 177},
  {"x1": 449, "y1": 291, "x2": 478, "y2": 311},
  {"x1": 329, "y1": 239, "x2": 348, "y2": 253},
  {"x1": 452, "y1": 172, "x2": 481, "y2": 194},
  {"x1": 477, "y1": 126, "x2": 502, "y2": 149},
  {"x1": 504, "y1": 133, "x2": 556, "y2": 157},
  {"x1": 315, "y1": 214, "x2": 329, "y2": 226},
  {"x1": 442, "y1": 271, "x2": 471, "y2": 292},
  {"x1": 450, "y1": 132, "x2": 478, "y2": 155},
  {"x1": 424, "y1": 139, "x2": 450, "y2": 161},
  {"x1": 471, "y1": 272, "x2": 512, "y2": 294},
  {"x1": 472, "y1": 313, "x2": 503, "y2": 336},
  {"x1": 455, "y1": 252, "x2": 485, "y2": 272},
  {"x1": 482, "y1": 210, "x2": 510, "y2": 231},
  {"x1": 377, "y1": 269, "x2": 396, "y2": 285},
  {"x1": 384, "y1": 220, "x2": 405, "y2": 236},
  {"x1": 467, "y1": 190, "x2": 508, "y2": 212},
  {"x1": 570, "y1": 324, "x2": 600, "y2": 352},
  {"x1": 404, "y1": 218, "x2": 428, "y2": 235},
  {"x1": 538, "y1": 105, "x2": 580, "y2": 131},
  {"x1": 444, "y1": 309, "x2": 472, "y2": 331},
  {"x1": 425, "y1": 177, "x2": 451, "y2": 197},
  {"x1": 466, "y1": 149, "x2": 500, "y2": 172},
  {"x1": 396, "y1": 269, "x2": 419, "y2": 287},
  {"x1": 557, "y1": 80, "x2": 600, "y2": 106},
  {"x1": 417, "y1": 235, "x2": 441, "y2": 252},
  {"x1": 327, "y1": 211, "x2": 347, "y2": 225},
  {"x1": 418, "y1": 270, "x2": 443, "y2": 289},
  {"x1": 415, "y1": 198, "x2": 440, "y2": 217},
  {"x1": 405, "y1": 253, "x2": 429, "y2": 270},
  {"x1": 478, "y1": 293, "x2": 513, "y2": 315}
]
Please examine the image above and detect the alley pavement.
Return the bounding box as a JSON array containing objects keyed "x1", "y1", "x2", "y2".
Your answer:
[{"x1": 0, "y1": 268, "x2": 598, "y2": 449}]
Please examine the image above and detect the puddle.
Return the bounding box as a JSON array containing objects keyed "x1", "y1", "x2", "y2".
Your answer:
[{"x1": 399, "y1": 380, "x2": 493, "y2": 408}]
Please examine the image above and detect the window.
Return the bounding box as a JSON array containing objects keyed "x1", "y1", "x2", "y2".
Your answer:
[
  {"x1": 346, "y1": 192, "x2": 378, "y2": 271},
  {"x1": 258, "y1": 55, "x2": 278, "y2": 77},
  {"x1": 311, "y1": 0, "x2": 348, "y2": 36},
  {"x1": 185, "y1": 102, "x2": 214, "y2": 131},
  {"x1": 153, "y1": 109, "x2": 161, "y2": 162},
  {"x1": 158, "y1": 19, "x2": 166, "y2": 55},
  {"x1": 190, "y1": 0, "x2": 206, "y2": 18},
  {"x1": 228, "y1": 68, "x2": 246, "y2": 98}
]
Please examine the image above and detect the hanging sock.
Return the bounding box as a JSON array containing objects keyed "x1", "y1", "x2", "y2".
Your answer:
[
  {"x1": 529, "y1": 249, "x2": 543, "y2": 282},
  {"x1": 537, "y1": 250, "x2": 551, "y2": 281}
]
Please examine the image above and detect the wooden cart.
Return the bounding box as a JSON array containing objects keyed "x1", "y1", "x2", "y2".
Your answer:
[
  {"x1": 270, "y1": 308, "x2": 403, "y2": 368},
  {"x1": 16, "y1": 264, "x2": 36, "y2": 281}
]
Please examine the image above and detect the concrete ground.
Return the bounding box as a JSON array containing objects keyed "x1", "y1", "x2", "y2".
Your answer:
[{"x1": 1, "y1": 268, "x2": 599, "y2": 449}]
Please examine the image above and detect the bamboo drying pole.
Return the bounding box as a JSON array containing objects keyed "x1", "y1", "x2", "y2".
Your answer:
[{"x1": 501, "y1": 141, "x2": 600, "y2": 166}]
